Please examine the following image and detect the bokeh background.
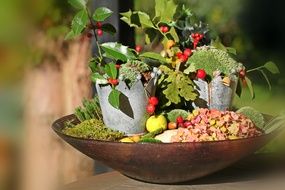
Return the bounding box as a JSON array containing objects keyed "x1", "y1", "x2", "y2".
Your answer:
[{"x1": 0, "y1": 0, "x2": 284, "y2": 190}]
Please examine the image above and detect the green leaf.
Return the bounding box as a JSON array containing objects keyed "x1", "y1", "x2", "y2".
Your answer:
[
  {"x1": 176, "y1": 74, "x2": 197, "y2": 101},
  {"x1": 91, "y1": 72, "x2": 105, "y2": 82},
  {"x1": 263, "y1": 61, "x2": 280, "y2": 74},
  {"x1": 68, "y1": 0, "x2": 87, "y2": 9},
  {"x1": 104, "y1": 63, "x2": 117, "y2": 78},
  {"x1": 168, "y1": 27, "x2": 179, "y2": 42},
  {"x1": 65, "y1": 30, "x2": 76, "y2": 40},
  {"x1": 108, "y1": 89, "x2": 121, "y2": 109},
  {"x1": 120, "y1": 10, "x2": 140, "y2": 28},
  {"x1": 137, "y1": 11, "x2": 154, "y2": 28},
  {"x1": 93, "y1": 7, "x2": 113, "y2": 22},
  {"x1": 101, "y1": 23, "x2": 116, "y2": 35},
  {"x1": 259, "y1": 70, "x2": 272, "y2": 90},
  {"x1": 155, "y1": 0, "x2": 177, "y2": 23},
  {"x1": 139, "y1": 52, "x2": 167, "y2": 63},
  {"x1": 163, "y1": 82, "x2": 180, "y2": 104},
  {"x1": 145, "y1": 28, "x2": 158, "y2": 44},
  {"x1": 245, "y1": 76, "x2": 255, "y2": 99},
  {"x1": 226, "y1": 47, "x2": 237, "y2": 55},
  {"x1": 166, "y1": 109, "x2": 189, "y2": 122},
  {"x1": 71, "y1": 10, "x2": 88, "y2": 36},
  {"x1": 101, "y1": 42, "x2": 137, "y2": 62}
]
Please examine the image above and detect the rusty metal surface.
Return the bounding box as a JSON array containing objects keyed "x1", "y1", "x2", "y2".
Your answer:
[{"x1": 52, "y1": 114, "x2": 273, "y2": 184}]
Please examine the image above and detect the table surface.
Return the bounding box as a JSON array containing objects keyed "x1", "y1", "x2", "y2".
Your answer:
[{"x1": 63, "y1": 167, "x2": 285, "y2": 190}]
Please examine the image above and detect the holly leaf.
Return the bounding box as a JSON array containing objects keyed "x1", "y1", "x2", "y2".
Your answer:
[
  {"x1": 108, "y1": 89, "x2": 121, "y2": 109},
  {"x1": 104, "y1": 62, "x2": 117, "y2": 78},
  {"x1": 263, "y1": 61, "x2": 280, "y2": 74},
  {"x1": 168, "y1": 27, "x2": 179, "y2": 42},
  {"x1": 101, "y1": 23, "x2": 116, "y2": 35},
  {"x1": 155, "y1": 0, "x2": 177, "y2": 23},
  {"x1": 137, "y1": 11, "x2": 154, "y2": 28},
  {"x1": 139, "y1": 52, "x2": 167, "y2": 63},
  {"x1": 93, "y1": 7, "x2": 113, "y2": 22},
  {"x1": 68, "y1": 0, "x2": 87, "y2": 9},
  {"x1": 120, "y1": 10, "x2": 140, "y2": 28},
  {"x1": 245, "y1": 76, "x2": 255, "y2": 99},
  {"x1": 101, "y1": 42, "x2": 137, "y2": 61},
  {"x1": 71, "y1": 10, "x2": 88, "y2": 36}
]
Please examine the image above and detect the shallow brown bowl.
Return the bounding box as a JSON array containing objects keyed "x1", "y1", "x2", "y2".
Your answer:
[{"x1": 52, "y1": 114, "x2": 274, "y2": 184}]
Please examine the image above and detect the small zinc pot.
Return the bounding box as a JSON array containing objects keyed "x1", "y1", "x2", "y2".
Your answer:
[
  {"x1": 193, "y1": 75, "x2": 238, "y2": 111},
  {"x1": 96, "y1": 77, "x2": 158, "y2": 135}
]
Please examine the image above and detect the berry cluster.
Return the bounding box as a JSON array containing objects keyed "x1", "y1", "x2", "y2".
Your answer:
[
  {"x1": 176, "y1": 116, "x2": 192, "y2": 128},
  {"x1": 96, "y1": 22, "x2": 103, "y2": 36},
  {"x1": 146, "y1": 97, "x2": 159, "y2": 115},
  {"x1": 191, "y1": 33, "x2": 204, "y2": 49},
  {"x1": 176, "y1": 48, "x2": 192, "y2": 63},
  {"x1": 159, "y1": 25, "x2": 169, "y2": 33}
]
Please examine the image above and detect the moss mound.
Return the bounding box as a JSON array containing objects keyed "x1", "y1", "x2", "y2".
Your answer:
[{"x1": 63, "y1": 119, "x2": 124, "y2": 141}]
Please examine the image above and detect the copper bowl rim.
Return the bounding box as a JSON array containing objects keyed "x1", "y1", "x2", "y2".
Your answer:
[{"x1": 52, "y1": 114, "x2": 274, "y2": 146}]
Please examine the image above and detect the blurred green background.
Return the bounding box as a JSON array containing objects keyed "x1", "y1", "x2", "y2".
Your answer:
[{"x1": 0, "y1": 0, "x2": 284, "y2": 189}]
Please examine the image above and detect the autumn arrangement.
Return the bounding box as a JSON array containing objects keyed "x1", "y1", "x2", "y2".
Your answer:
[{"x1": 61, "y1": 0, "x2": 280, "y2": 144}]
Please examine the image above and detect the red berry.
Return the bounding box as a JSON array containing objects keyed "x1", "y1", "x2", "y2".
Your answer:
[
  {"x1": 160, "y1": 26, "x2": 169, "y2": 33},
  {"x1": 191, "y1": 33, "x2": 195, "y2": 38},
  {"x1": 86, "y1": 32, "x2": 93, "y2": 38},
  {"x1": 115, "y1": 64, "x2": 121, "y2": 69},
  {"x1": 97, "y1": 29, "x2": 103, "y2": 36},
  {"x1": 176, "y1": 116, "x2": 184, "y2": 124},
  {"x1": 183, "y1": 48, "x2": 192, "y2": 57},
  {"x1": 239, "y1": 69, "x2": 246, "y2": 78},
  {"x1": 146, "y1": 104, "x2": 155, "y2": 115},
  {"x1": 196, "y1": 69, "x2": 207, "y2": 79},
  {"x1": 194, "y1": 33, "x2": 199, "y2": 38},
  {"x1": 199, "y1": 34, "x2": 204, "y2": 39},
  {"x1": 148, "y1": 97, "x2": 159, "y2": 106},
  {"x1": 135, "y1": 45, "x2": 143, "y2": 53},
  {"x1": 193, "y1": 40, "x2": 198, "y2": 49},
  {"x1": 96, "y1": 22, "x2": 102, "y2": 28},
  {"x1": 179, "y1": 54, "x2": 188, "y2": 63},
  {"x1": 176, "y1": 52, "x2": 183, "y2": 58},
  {"x1": 108, "y1": 78, "x2": 119, "y2": 86},
  {"x1": 184, "y1": 121, "x2": 192, "y2": 128}
]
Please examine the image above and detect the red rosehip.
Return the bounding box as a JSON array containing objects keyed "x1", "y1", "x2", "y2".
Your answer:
[
  {"x1": 194, "y1": 33, "x2": 199, "y2": 38},
  {"x1": 115, "y1": 64, "x2": 121, "y2": 69},
  {"x1": 199, "y1": 34, "x2": 204, "y2": 40},
  {"x1": 176, "y1": 116, "x2": 184, "y2": 124},
  {"x1": 148, "y1": 97, "x2": 159, "y2": 106},
  {"x1": 191, "y1": 33, "x2": 196, "y2": 38},
  {"x1": 96, "y1": 22, "x2": 102, "y2": 28},
  {"x1": 179, "y1": 54, "x2": 188, "y2": 63},
  {"x1": 184, "y1": 121, "x2": 192, "y2": 128},
  {"x1": 183, "y1": 48, "x2": 192, "y2": 57},
  {"x1": 160, "y1": 26, "x2": 169, "y2": 33},
  {"x1": 239, "y1": 69, "x2": 246, "y2": 78},
  {"x1": 97, "y1": 29, "x2": 103, "y2": 36},
  {"x1": 108, "y1": 78, "x2": 119, "y2": 86},
  {"x1": 135, "y1": 45, "x2": 143, "y2": 53},
  {"x1": 196, "y1": 69, "x2": 207, "y2": 79},
  {"x1": 146, "y1": 104, "x2": 156, "y2": 115}
]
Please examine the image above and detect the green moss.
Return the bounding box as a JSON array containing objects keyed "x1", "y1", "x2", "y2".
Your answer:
[
  {"x1": 185, "y1": 46, "x2": 244, "y2": 76},
  {"x1": 63, "y1": 119, "x2": 124, "y2": 141},
  {"x1": 120, "y1": 60, "x2": 150, "y2": 87}
]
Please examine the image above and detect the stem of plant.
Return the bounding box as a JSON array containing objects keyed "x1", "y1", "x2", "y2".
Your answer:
[
  {"x1": 247, "y1": 66, "x2": 264, "y2": 73},
  {"x1": 86, "y1": 8, "x2": 103, "y2": 65}
]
